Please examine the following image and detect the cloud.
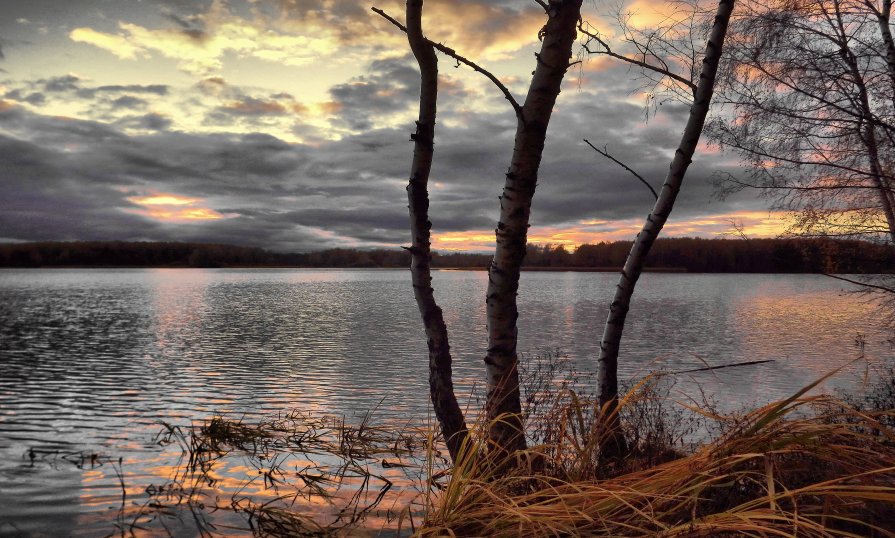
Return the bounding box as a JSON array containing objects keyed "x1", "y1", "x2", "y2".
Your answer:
[
  {"x1": 94, "y1": 84, "x2": 170, "y2": 96},
  {"x1": 327, "y1": 57, "x2": 420, "y2": 131},
  {"x1": 68, "y1": 3, "x2": 342, "y2": 77},
  {"x1": 43, "y1": 74, "x2": 82, "y2": 93},
  {"x1": 115, "y1": 113, "x2": 172, "y2": 132},
  {"x1": 110, "y1": 95, "x2": 148, "y2": 110},
  {"x1": 69, "y1": 27, "x2": 147, "y2": 60},
  {"x1": 219, "y1": 97, "x2": 288, "y2": 116}
]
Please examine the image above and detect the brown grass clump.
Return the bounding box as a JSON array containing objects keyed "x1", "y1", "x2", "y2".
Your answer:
[{"x1": 420, "y1": 382, "x2": 895, "y2": 537}]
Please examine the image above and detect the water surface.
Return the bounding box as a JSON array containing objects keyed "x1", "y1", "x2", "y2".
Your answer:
[{"x1": 0, "y1": 269, "x2": 889, "y2": 535}]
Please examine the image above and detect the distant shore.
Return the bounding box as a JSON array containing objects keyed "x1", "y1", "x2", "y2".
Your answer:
[{"x1": 1, "y1": 239, "x2": 891, "y2": 273}]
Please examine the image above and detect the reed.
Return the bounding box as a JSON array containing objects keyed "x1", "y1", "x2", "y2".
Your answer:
[{"x1": 420, "y1": 381, "x2": 895, "y2": 537}]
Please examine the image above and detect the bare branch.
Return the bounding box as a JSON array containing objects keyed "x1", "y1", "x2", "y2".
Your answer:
[
  {"x1": 824, "y1": 273, "x2": 895, "y2": 295},
  {"x1": 583, "y1": 138, "x2": 658, "y2": 200},
  {"x1": 371, "y1": 6, "x2": 523, "y2": 116},
  {"x1": 578, "y1": 21, "x2": 698, "y2": 97},
  {"x1": 725, "y1": 218, "x2": 750, "y2": 240}
]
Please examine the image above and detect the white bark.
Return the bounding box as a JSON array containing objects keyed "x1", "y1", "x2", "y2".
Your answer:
[
  {"x1": 597, "y1": 0, "x2": 736, "y2": 416},
  {"x1": 484, "y1": 0, "x2": 583, "y2": 456}
]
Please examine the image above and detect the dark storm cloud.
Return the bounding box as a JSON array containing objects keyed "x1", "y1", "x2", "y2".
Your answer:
[
  {"x1": 3, "y1": 89, "x2": 46, "y2": 106},
  {"x1": 43, "y1": 74, "x2": 81, "y2": 93},
  {"x1": 0, "y1": 106, "x2": 345, "y2": 250},
  {"x1": 115, "y1": 113, "x2": 172, "y2": 131},
  {"x1": 94, "y1": 84, "x2": 170, "y2": 96},
  {"x1": 110, "y1": 95, "x2": 148, "y2": 110},
  {"x1": 0, "y1": 128, "x2": 164, "y2": 242},
  {"x1": 328, "y1": 57, "x2": 419, "y2": 131},
  {"x1": 22, "y1": 75, "x2": 170, "y2": 101},
  {"x1": 161, "y1": 8, "x2": 207, "y2": 40}
]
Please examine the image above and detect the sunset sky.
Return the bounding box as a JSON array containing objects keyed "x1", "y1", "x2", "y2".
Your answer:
[{"x1": 0, "y1": 0, "x2": 784, "y2": 252}]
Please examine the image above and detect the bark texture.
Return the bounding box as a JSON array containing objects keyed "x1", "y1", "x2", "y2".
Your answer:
[
  {"x1": 596, "y1": 0, "x2": 735, "y2": 415},
  {"x1": 405, "y1": 0, "x2": 468, "y2": 463},
  {"x1": 485, "y1": 0, "x2": 583, "y2": 456}
]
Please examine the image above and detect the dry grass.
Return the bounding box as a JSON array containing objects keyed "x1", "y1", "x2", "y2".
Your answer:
[{"x1": 419, "y1": 377, "x2": 895, "y2": 537}]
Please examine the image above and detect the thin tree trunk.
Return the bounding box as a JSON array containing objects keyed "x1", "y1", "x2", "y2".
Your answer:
[
  {"x1": 405, "y1": 0, "x2": 468, "y2": 463},
  {"x1": 596, "y1": 0, "x2": 735, "y2": 431},
  {"x1": 875, "y1": 0, "x2": 895, "y2": 97},
  {"x1": 870, "y1": 0, "x2": 895, "y2": 233},
  {"x1": 485, "y1": 0, "x2": 583, "y2": 457},
  {"x1": 836, "y1": 0, "x2": 895, "y2": 242}
]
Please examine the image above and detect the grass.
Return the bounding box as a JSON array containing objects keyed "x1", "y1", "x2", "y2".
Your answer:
[{"x1": 420, "y1": 372, "x2": 895, "y2": 537}]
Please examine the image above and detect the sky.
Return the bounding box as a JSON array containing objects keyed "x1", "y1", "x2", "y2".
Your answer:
[{"x1": 0, "y1": 0, "x2": 785, "y2": 252}]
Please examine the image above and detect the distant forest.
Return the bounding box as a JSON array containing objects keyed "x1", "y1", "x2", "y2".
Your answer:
[{"x1": 0, "y1": 238, "x2": 891, "y2": 273}]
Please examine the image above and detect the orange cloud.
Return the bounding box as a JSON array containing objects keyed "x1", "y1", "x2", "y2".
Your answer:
[
  {"x1": 422, "y1": 3, "x2": 546, "y2": 60},
  {"x1": 222, "y1": 99, "x2": 288, "y2": 115},
  {"x1": 128, "y1": 194, "x2": 201, "y2": 206},
  {"x1": 126, "y1": 193, "x2": 231, "y2": 222}
]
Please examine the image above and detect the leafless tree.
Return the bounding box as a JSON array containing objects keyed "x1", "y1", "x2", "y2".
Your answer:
[
  {"x1": 710, "y1": 0, "x2": 895, "y2": 243},
  {"x1": 376, "y1": 0, "x2": 584, "y2": 460},
  {"x1": 401, "y1": 0, "x2": 468, "y2": 464},
  {"x1": 580, "y1": 0, "x2": 736, "y2": 454}
]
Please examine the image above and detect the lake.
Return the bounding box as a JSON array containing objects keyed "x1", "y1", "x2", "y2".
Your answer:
[{"x1": 0, "y1": 268, "x2": 890, "y2": 536}]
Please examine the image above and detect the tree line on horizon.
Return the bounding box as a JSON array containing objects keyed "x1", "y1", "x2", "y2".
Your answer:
[{"x1": 0, "y1": 237, "x2": 890, "y2": 273}]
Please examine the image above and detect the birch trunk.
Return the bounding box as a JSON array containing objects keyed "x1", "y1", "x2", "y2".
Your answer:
[
  {"x1": 405, "y1": 0, "x2": 468, "y2": 463},
  {"x1": 485, "y1": 0, "x2": 583, "y2": 456},
  {"x1": 596, "y1": 0, "x2": 735, "y2": 423}
]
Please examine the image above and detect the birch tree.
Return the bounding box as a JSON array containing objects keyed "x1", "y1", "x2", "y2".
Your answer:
[
  {"x1": 377, "y1": 0, "x2": 584, "y2": 458},
  {"x1": 483, "y1": 0, "x2": 583, "y2": 456},
  {"x1": 580, "y1": 0, "x2": 736, "y2": 443},
  {"x1": 402, "y1": 0, "x2": 468, "y2": 464}
]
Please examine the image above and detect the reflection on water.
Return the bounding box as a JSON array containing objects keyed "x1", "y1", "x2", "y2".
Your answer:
[{"x1": 0, "y1": 269, "x2": 890, "y2": 535}]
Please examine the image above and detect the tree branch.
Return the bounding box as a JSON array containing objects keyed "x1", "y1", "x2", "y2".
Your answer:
[
  {"x1": 578, "y1": 22, "x2": 698, "y2": 97},
  {"x1": 823, "y1": 273, "x2": 895, "y2": 295},
  {"x1": 583, "y1": 138, "x2": 658, "y2": 200},
  {"x1": 371, "y1": 7, "x2": 523, "y2": 117}
]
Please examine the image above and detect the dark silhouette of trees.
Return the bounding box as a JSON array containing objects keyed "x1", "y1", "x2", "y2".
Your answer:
[{"x1": 2, "y1": 238, "x2": 890, "y2": 272}]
